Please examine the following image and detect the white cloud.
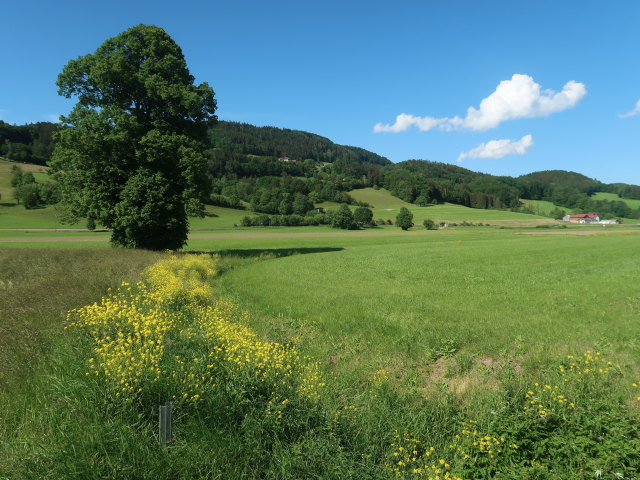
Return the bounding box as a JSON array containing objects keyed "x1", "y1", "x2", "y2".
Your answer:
[
  {"x1": 457, "y1": 134, "x2": 534, "y2": 162},
  {"x1": 44, "y1": 113, "x2": 61, "y2": 122},
  {"x1": 373, "y1": 74, "x2": 586, "y2": 133},
  {"x1": 373, "y1": 113, "x2": 445, "y2": 133},
  {"x1": 618, "y1": 99, "x2": 640, "y2": 118}
]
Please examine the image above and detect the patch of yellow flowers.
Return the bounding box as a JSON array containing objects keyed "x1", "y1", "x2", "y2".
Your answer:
[
  {"x1": 449, "y1": 420, "x2": 517, "y2": 460},
  {"x1": 143, "y1": 254, "x2": 216, "y2": 306},
  {"x1": 523, "y1": 383, "x2": 575, "y2": 417},
  {"x1": 67, "y1": 254, "x2": 324, "y2": 408},
  {"x1": 559, "y1": 350, "x2": 616, "y2": 381},
  {"x1": 386, "y1": 432, "x2": 461, "y2": 480},
  {"x1": 371, "y1": 368, "x2": 390, "y2": 386}
]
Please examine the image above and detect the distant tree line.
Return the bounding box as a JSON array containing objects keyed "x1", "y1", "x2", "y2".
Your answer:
[
  {"x1": 240, "y1": 206, "x2": 375, "y2": 230},
  {"x1": 3, "y1": 118, "x2": 640, "y2": 220},
  {"x1": 10, "y1": 166, "x2": 60, "y2": 209},
  {"x1": 209, "y1": 121, "x2": 391, "y2": 166},
  {"x1": 0, "y1": 121, "x2": 58, "y2": 165},
  {"x1": 602, "y1": 183, "x2": 640, "y2": 200},
  {"x1": 209, "y1": 174, "x2": 370, "y2": 215},
  {"x1": 518, "y1": 171, "x2": 640, "y2": 219}
]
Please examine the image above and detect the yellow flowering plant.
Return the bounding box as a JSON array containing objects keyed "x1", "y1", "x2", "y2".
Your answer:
[
  {"x1": 67, "y1": 254, "x2": 324, "y2": 420},
  {"x1": 385, "y1": 432, "x2": 461, "y2": 480}
]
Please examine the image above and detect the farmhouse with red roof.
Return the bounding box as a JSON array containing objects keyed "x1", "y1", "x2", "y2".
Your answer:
[{"x1": 562, "y1": 213, "x2": 600, "y2": 223}]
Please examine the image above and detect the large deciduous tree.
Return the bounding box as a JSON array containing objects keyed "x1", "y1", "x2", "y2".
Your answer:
[{"x1": 50, "y1": 24, "x2": 216, "y2": 250}]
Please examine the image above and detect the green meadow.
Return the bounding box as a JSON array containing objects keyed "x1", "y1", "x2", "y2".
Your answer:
[
  {"x1": 215, "y1": 232, "x2": 640, "y2": 361},
  {"x1": 592, "y1": 191, "x2": 640, "y2": 209},
  {"x1": 0, "y1": 159, "x2": 83, "y2": 228},
  {"x1": 519, "y1": 198, "x2": 561, "y2": 216},
  {"x1": 2, "y1": 226, "x2": 640, "y2": 478},
  {"x1": 2, "y1": 164, "x2": 640, "y2": 478},
  {"x1": 349, "y1": 187, "x2": 556, "y2": 226},
  {"x1": 0, "y1": 158, "x2": 245, "y2": 229}
]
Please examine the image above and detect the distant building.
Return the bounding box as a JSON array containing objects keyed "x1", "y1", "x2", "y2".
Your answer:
[
  {"x1": 562, "y1": 213, "x2": 600, "y2": 224},
  {"x1": 278, "y1": 157, "x2": 297, "y2": 163},
  {"x1": 598, "y1": 219, "x2": 619, "y2": 224},
  {"x1": 315, "y1": 207, "x2": 326, "y2": 214}
]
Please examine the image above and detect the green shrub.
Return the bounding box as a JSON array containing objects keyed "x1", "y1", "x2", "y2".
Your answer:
[
  {"x1": 396, "y1": 207, "x2": 414, "y2": 230},
  {"x1": 330, "y1": 204, "x2": 355, "y2": 229},
  {"x1": 423, "y1": 219, "x2": 437, "y2": 230}
]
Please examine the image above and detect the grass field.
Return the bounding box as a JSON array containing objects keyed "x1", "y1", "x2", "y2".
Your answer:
[
  {"x1": 2, "y1": 163, "x2": 640, "y2": 477},
  {"x1": 2, "y1": 228, "x2": 640, "y2": 478},
  {"x1": 213, "y1": 231, "x2": 640, "y2": 367},
  {"x1": 0, "y1": 159, "x2": 48, "y2": 205},
  {"x1": 349, "y1": 187, "x2": 413, "y2": 207},
  {"x1": 0, "y1": 159, "x2": 86, "y2": 228},
  {"x1": 519, "y1": 198, "x2": 560, "y2": 216},
  {"x1": 350, "y1": 187, "x2": 556, "y2": 226},
  {"x1": 592, "y1": 191, "x2": 640, "y2": 209}
]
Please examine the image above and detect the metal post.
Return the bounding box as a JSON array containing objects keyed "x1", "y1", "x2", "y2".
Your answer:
[{"x1": 159, "y1": 401, "x2": 172, "y2": 445}]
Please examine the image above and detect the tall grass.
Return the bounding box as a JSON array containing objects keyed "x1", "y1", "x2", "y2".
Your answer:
[{"x1": 0, "y1": 249, "x2": 161, "y2": 478}]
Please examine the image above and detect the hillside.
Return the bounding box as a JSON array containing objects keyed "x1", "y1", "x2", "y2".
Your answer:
[
  {"x1": 592, "y1": 192, "x2": 640, "y2": 209},
  {"x1": 0, "y1": 121, "x2": 57, "y2": 165},
  {"x1": 2, "y1": 119, "x2": 640, "y2": 221},
  {"x1": 349, "y1": 187, "x2": 555, "y2": 226},
  {"x1": 209, "y1": 121, "x2": 391, "y2": 166},
  {"x1": 518, "y1": 170, "x2": 602, "y2": 199}
]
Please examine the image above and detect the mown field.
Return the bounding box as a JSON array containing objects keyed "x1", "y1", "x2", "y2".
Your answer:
[
  {"x1": 215, "y1": 231, "x2": 640, "y2": 361},
  {"x1": 2, "y1": 227, "x2": 640, "y2": 479},
  {"x1": 592, "y1": 191, "x2": 640, "y2": 209},
  {"x1": 519, "y1": 198, "x2": 560, "y2": 216},
  {"x1": 349, "y1": 188, "x2": 556, "y2": 226}
]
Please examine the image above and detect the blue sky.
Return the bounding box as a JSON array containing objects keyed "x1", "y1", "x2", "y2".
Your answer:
[{"x1": 1, "y1": 0, "x2": 639, "y2": 184}]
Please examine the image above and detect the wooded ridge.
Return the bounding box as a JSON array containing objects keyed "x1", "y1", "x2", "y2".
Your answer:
[{"x1": 2, "y1": 119, "x2": 639, "y2": 219}]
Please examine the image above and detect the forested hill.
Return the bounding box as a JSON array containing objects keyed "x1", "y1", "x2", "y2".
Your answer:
[
  {"x1": 0, "y1": 120, "x2": 57, "y2": 165},
  {"x1": 2, "y1": 119, "x2": 640, "y2": 218},
  {"x1": 209, "y1": 121, "x2": 391, "y2": 166},
  {"x1": 518, "y1": 170, "x2": 602, "y2": 198}
]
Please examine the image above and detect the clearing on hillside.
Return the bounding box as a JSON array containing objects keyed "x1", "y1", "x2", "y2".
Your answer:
[
  {"x1": 591, "y1": 191, "x2": 640, "y2": 209},
  {"x1": 349, "y1": 187, "x2": 554, "y2": 226}
]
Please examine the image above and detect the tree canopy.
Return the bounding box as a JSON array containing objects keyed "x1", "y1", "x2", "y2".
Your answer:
[
  {"x1": 331, "y1": 204, "x2": 355, "y2": 229},
  {"x1": 50, "y1": 24, "x2": 216, "y2": 249},
  {"x1": 396, "y1": 207, "x2": 414, "y2": 231}
]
